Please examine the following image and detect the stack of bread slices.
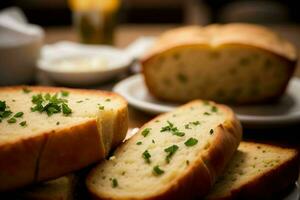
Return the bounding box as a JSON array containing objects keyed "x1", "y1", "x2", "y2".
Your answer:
[
  {"x1": 1, "y1": 23, "x2": 299, "y2": 200},
  {"x1": 0, "y1": 86, "x2": 298, "y2": 200}
]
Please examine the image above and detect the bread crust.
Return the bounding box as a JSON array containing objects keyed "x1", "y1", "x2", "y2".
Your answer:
[
  {"x1": 87, "y1": 100, "x2": 242, "y2": 200},
  {"x1": 206, "y1": 143, "x2": 299, "y2": 200},
  {"x1": 141, "y1": 24, "x2": 297, "y2": 62},
  {"x1": 0, "y1": 86, "x2": 128, "y2": 191}
]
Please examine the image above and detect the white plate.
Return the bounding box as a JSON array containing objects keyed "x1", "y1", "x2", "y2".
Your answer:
[
  {"x1": 114, "y1": 74, "x2": 300, "y2": 128},
  {"x1": 38, "y1": 41, "x2": 132, "y2": 86}
]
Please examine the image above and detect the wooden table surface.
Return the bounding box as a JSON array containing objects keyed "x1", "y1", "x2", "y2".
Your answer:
[{"x1": 44, "y1": 24, "x2": 300, "y2": 155}]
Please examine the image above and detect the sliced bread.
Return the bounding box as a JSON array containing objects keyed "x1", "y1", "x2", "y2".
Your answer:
[
  {"x1": 0, "y1": 86, "x2": 128, "y2": 191},
  {"x1": 86, "y1": 100, "x2": 242, "y2": 200},
  {"x1": 206, "y1": 142, "x2": 299, "y2": 200},
  {"x1": 142, "y1": 23, "x2": 297, "y2": 104}
]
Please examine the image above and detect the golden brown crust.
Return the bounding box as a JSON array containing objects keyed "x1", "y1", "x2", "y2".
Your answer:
[
  {"x1": 200, "y1": 105, "x2": 242, "y2": 185},
  {"x1": 37, "y1": 119, "x2": 105, "y2": 182},
  {"x1": 206, "y1": 144, "x2": 299, "y2": 200},
  {"x1": 0, "y1": 86, "x2": 128, "y2": 191},
  {"x1": 87, "y1": 100, "x2": 242, "y2": 200},
  {"x1": 141, "y1": 24, "x2": 297, "y2": 63},
  {"x1": 0, "y1": 134, "x2": 46, "y2": 191}
]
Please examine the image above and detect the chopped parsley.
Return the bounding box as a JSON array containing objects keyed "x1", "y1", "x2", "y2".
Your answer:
[
  {"x1": 61, "y1": 90, "x2": 69, "y2": 97},
  {"x1": 98, "y1": 104, "x2": 105, "y2": 110},
  {"x1": 0, "y1": 101, "x2": 12, "y2": 122},
  {"x1": 185, "y1": 138, "x2": 198, "y2": 147},
  {"x1": 186, "y1": 160, "x2": 190, "y2": 166},
  {"x1": 31, "y1": 93, "x2": 72, "y2": 116},
  {"x1": 56, "y1": 121, "x2": 60, "y2": 125},
  {"x1": 7, "y1": 117, "x2": 16, "y2": 123},
  {"x1": 211, "y1": 106, "x2": 218, "y2": 112},
  {"x1": 177, "y1": 73, "x2": 188, "y2": 83},
  {"x1": 136, "y1": 141, "x2": 142, "y2": 145},
  {"x1": 141, "y1": 128, "x2": 151, "y2": 137},
  {"x1": 185, "y1": 121, "x2": 201, "y2": 129},
  {"x1": 160, "y1": 121, "x2": 185, "y2": 137},
  {"x1": 14, "y1": 112, "x2": 24, "y2": 118},
  {"x1": 111, "y1": 178, "x2": 118, "y2": 188},
  {"x1": 203, "y1": 101, "x2": 210, "y2": 105},
  {"x1": 19, "y1": 121, "x2": 27, "y2": 127},
  {"x1": 164, "y1": 145, "x2": 179, "y2": 163},
  {"x1": 153, "y1": 165, "x2": 164, "y2": 176},
  {"x1": 105, "y1": 98, "x2": 111, "y2": 102},
  {"x1": 209, "y1": 129, "x2": 214, "y2": 135},
  {"x1": 76, "y1": 100, "x2": 83, "y2": 103},
  {"x1": 22, "y1": 88, "x2": 31, "y2": 94},
  {"x1": 203, "y1": 112, "x2": 211, "y2": 115},
  {"x1": 62, "y1": 103, "x2": 72, "y2": 115},
  {"x1": 152, "y1": 139, "x2": 155, "y2": 144},
  {"x1": 142, "y1": 150, "x2": 151, "y2": 164}
]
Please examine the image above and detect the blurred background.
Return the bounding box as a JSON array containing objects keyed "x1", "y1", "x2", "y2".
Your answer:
[
  {"x1": 1, "y1": 0, "x2": 300, "y2": 26},
  {"x1": 0, "y1": 0, "x2": 300, "y2": 85},
  {"x1": 1, "y1": 0, "x2": 300, "y2": 25}
]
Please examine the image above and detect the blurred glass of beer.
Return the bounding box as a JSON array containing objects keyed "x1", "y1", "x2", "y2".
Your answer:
[{"x1": 68, "y1": 0, "x2": 120, "y2": 45}]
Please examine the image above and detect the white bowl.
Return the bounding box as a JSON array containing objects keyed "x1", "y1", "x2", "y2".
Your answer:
[
  {"x1": 0, "y1": 24, "x2": 43, "y2": 85},
  {"x1": 38, "y1": 42, "x2": 132, "y2": 86}
]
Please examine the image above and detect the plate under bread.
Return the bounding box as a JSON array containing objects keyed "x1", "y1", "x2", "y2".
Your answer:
[{"x1": 114, "y1": 74, "x2": 300, "y2": 128}]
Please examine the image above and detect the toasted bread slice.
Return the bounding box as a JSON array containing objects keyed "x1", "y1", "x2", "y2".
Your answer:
[
  {"x1": 142, "y1": 24, "x2": 297, "y2": 104},
  {"x1": 0, "y1": 86, "x2": 128, "y2": 191},
  {"x1": 206, "y1": 142, "x2": 299, "y2": 200},
  {"x1": 86, "y1": 100, "x2": 242, "y2": 200}
]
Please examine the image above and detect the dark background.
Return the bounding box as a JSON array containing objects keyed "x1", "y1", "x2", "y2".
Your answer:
[{"x1": 1, "y1": 0, "x2": 300, "y2": 26}]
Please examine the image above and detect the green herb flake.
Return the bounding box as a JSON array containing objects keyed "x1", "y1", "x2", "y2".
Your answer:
[
  {"x1": 164, "y1": 145, "x2": 179, "y2": 163},
  {"x1": 111, "y1": 178, "x2": 118, "y2": 188},
  {"x1": 203, "y1": 101, "x2": 210, "y2": 105},
  {"x1": 211, "y1": 106, "x2": 218, "y2": 112},
  {"x1": 185, "y1": 124, "x2": 191, "y2": 129},
  {"x1": 177, "y1": 73, "x2": 188, "y2": 83},
  {"x1": 153, "y1": 165, "x2": 164, "y2": 176},
  {"x1": 99, "y1": 106, "x2": 105, "y2": 110},
  {"x1": 30, "y1": 93, "x2": 72, "y2": 117},
  {"x1": 141, "y1": 128, "x2": 151, "y2": 137},
  {"x1": 22, "y1": 88, "x2": 31, "y2": 94},
  {"x1": 19, "y1": 121, "x2": 27, "y2": 127},
  {"x1": 152, "y1": 139, "x2": 155, "y2": 144},
  {"x1": 0, "y1": 101, "x2": 6, "y2": 111},
  {"x1": 61, "y1": 90, "x2": 69, "y2": 97},
  {"x1": 209, "y1": 129, "x2": 214, "y2": 135},
  {"x1": 142, "y1": 150, "x2": 151, "y2": 164},
  {"x1": 7, "y1": 117, "x2": 16, "y2": 123},
  {"x1": 0, "y1": 101, "x2": 13, "y2": 121},
  {"x1": 185, "y1": 137, "x2": 198, "y2": 147},
  {"x1": 160, "y1": 121, "x2": 185, "y2": 137},
  {"x1": 186, "y1": 160, "x2": 190, "y2": 166},
  {"x1": 62, "y1": 103, "x2": 72, "y2": 115},
  {"x1": 56, "y1": 121, "x2": 60, "y2": 125},
  {"x1": 203, "y1": 112, "x2": 211, "y2": 115},
  {"x1": 105, "y1": 98, "x2": 111, "y2": 102},
  {"x1": 76, "y1": 100, "x2": 83, "y2": 103},
  {"x1": 136, "y1": 141, "x2": 142, "y2": 145},
  {"x1": 185, "y1": 121, "x2": 201, "y2": 129},
  {"x1": 14, "y1": 112, "x2": 24, "y2": 118}
]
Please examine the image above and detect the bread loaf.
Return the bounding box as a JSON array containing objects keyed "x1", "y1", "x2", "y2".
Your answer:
[
  {"x1": 0, "y1": 86, "x2": 128, "y2": 191},
  {"x1": 142, "y1": 23, "x2": 297, "y2": 104},
  {"x1": 86, "y1": 100, "x2": 242, "y2": 200},
  {"x1": 206, "y1": 142, "x2": 299, "y2": 200}
]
